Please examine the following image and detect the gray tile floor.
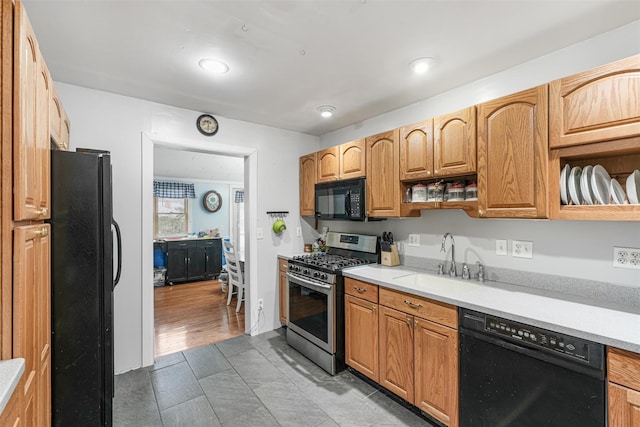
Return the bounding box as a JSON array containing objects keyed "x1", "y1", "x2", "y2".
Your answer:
[{"x1": 114, "y1": 328, "x2": 436, "y2": 427}]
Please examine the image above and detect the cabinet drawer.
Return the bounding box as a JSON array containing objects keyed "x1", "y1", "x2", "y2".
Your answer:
[
  {"x1": 345, "y1": 278, "x2": 378, "y2": 303},
  {"x1": 379, "y1": 287, "x2": 457, "y2": 329},
  {"x1": 278, "y1": 258, "x2": 288, "y2": 272},
  {"x1": 608, "y1": 347, "x2": 640, "y2": 391}
]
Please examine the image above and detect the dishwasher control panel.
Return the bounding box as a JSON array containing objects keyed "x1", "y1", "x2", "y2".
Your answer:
[{"x1": 485, "y1": 316, "x2": 591, "y2": 362}]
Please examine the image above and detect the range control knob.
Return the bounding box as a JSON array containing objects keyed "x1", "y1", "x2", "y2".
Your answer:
[
  {"x1": 313, "y1": 271, "x2": 320, "y2": 278},
  {"x1": 303, "y1": 269, "x2": 310, "y2": 275},
  {"x1": 321, "y1": 273, "x2": 327, "y2": 280}
]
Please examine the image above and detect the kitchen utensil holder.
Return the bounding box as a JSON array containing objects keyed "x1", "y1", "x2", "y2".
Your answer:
[
  {"x1": 267, "y1": 211, "x2": 289, "y2": 219},
  {"x1": 381, "y1": 244, "x2": 400, "y2": 266}
]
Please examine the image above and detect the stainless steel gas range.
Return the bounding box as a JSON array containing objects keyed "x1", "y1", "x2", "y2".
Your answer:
[{"x1": 286, "y1": 231, "x2": 378, "y2": 375}]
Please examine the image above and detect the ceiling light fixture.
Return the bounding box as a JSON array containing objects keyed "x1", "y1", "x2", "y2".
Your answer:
[
  {"x1": 409, "y1": 57, "x2": 435, "y2": 74},
  {"x1": 199, "y1": 58, "x2": 229, "y2": 74},
  {"x1": 317, "y1": 105, "x2": 336, "y2": 118}
]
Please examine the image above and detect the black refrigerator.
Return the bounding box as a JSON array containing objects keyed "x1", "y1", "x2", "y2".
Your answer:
[{"x1": 49, "y1": 148, "x2": 122, "y2": 427}]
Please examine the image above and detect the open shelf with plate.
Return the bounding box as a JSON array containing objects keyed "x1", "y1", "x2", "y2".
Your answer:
[{"x1": 549, "y1": 138, "x2": 640, "y2": 221}]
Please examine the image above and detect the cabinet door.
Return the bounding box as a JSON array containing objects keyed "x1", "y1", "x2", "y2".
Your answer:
[
  {"x1": 166, "y1": 243, "x2": 188, "y2": 282},
  {"x1": 608, "y1": 382, "x2": 640, "y2": 427},
  {"x1": 14, "y1": 2, "x2": 42, "y2": 221},
  {"x1": 0, "y1": 385, "x2": 21, "y2": 427},
  {"x1": 550, "y1": 54, "x2": 640, "y2": 149},
  {"x1": 340, "y1": 139, "x2": 366, "y2": 180},
  {"x1": 366, "y1": 129, "x2": 400, "y2": 217},
  {"x1": 414, "y1": 317, "x2": 458, "y2": 427},
  {"x1": 434, "y1": 106, "x2": 476, "y2": 177},
  {"x1": 49, "y1": 84, "x2": 62, "y2": 148},
  {"x1": 60, "y1": 109, "x2": 71, "y2": 151},
  {"x1": 299, "y1": 153, "x2": 316, "y2": 216},
  {"x1": 317, "y1": 146, "x2": 340, "y2": 183},
  {"x1": 278, "y1": 260, "x2": 287, "y2": 324},
  {"x1": 187, "y1": 245, "x2": 206, "y2": 280},
  {"x1": 14, "y1": 225, "x2": 50, "y2": 427},
  {"x1": 200, "y1": 239, "x2": 222, "y2": 278},
  {"x1": 344, "y1": 294, "x2": 379, "y2": 382},
  {"x1": 379, "y1": 306, "x2": 414, "y2": 402},
  {"x1": 477, "y1": 85, "x2": 548, "y2": 218},
  {"x1": 399, "y1": 119, "x2": 433, "y2": 181}
]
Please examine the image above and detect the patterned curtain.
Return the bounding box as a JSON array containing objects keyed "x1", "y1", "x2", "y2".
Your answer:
[
  {"x1": 153, "y1": 181, "x2": 196, "y2": 198},
  {"x1": 234, "y1": 190, "x2": 245, "y2": 203}
]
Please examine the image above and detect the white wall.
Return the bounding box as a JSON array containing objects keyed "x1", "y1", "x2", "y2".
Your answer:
[
  {"x1": 315, "y1": 21, "x2": 640, "y2": 288},
  {"x1": 57, "y1": 83, "x2": 318, "y2": 373}
]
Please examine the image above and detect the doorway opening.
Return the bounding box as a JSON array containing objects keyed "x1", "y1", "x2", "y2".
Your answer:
[{"x1": 141, "y1": 133, "x2": 257, "y2": 366}]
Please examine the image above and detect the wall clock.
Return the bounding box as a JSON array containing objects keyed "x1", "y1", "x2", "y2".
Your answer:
[
  {"x1": 203, "y1": 190, "x2": 222, "y2": 213},
  {"x1": 196, "y1": 113, "x2": 219, "y2": 136}
]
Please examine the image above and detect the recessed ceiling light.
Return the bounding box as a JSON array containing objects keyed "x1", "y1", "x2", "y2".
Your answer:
[
  {"x1": 199, "y1": 58, "x2": 229, "y2": 74},
  {"x1": 317, "y1": 105, "x2": 336, "y2": 118},
  {"x1": 409, "y1": 57, "x2": 435, "y2": 74}
]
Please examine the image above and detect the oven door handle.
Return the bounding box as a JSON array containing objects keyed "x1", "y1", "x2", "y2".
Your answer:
[{"x1": 286, "y1": 273, "x2": 332, "y2": 292}]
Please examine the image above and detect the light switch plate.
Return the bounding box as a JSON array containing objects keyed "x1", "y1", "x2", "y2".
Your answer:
[
  {"x1": 496, "y1": 239, "x2": 507, "y2": 256},
  {"x1": 296, "y1": 227, "x2": 302, "y2": 237},
  {"x1": 408, "y1": 234, "x2": 420, "y2": 247},
  {"x1": 256, "y1": 227, "x2": 264, "y2": 239}
]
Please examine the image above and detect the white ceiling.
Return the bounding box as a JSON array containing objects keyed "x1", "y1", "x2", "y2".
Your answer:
[{"x1": 23, "y1": 1, "x2": 640, "y2": 136}]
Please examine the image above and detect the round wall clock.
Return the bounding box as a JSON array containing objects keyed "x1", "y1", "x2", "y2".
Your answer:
[
  {"x1": 203, "y1": 190, "x2": 222, "y2": 213},
  {"x1": 196, "y1": 113, "x2": 219, "y2": 136}
]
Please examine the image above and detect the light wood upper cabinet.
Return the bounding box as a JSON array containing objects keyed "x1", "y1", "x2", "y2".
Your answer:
[
  {"x1": 14, "y1": 1, "x2": 50, "y2": 221},
  {"x1": 317, "y1": 139, "x2": 365, "y2": 183},
  {"x1": 50, "y1": 83, "x2": 69, "y2": 151},
  {"x1": 299, "y1": 153, "x2": 316, "y2": 217},
  {"x1": 608, "y1": 347, "x2": 640, "y2": 427},
  {"x1": 434, "y1": 106, "x2": 476, "y2": 177},
  {"x1": 550, "y1": 54, "x2": 640, "y2": 149},
  {"x1": 317, "y1": 146, "x2": 340, "y2": 183},
  {"x1": 339, "y1": 139, "x2": 365, "y2": 180},
  {"x1": 477, "y1": 85, "x2": 548, "y2": 218},
  {"x1": 400, "y1": 119, "x2": 433, "y2": 180},
  {"x1": 366, "y1": 129, "x2": 400, "y2": 217}
]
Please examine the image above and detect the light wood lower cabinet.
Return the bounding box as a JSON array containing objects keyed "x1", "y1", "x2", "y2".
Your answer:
[
  {"x1": 0, "y1": 384, "x2": 22, "y2": 427},
  {"x1": 344, "y1": 294, "x2": 379, "y2": 382},
  {"x1": 13, "y1": 224, "x2": 50, "y2": 427},
  {"x1": 278, "y1": 258, "x2": 288, "y2": 324},
  {"x1": 344, "y1": 279, "x2": 459, "y2": 426},
  {"x1": 379, "y1": 306, "x2": 413, "y2": 401},
  {"x1": 608, "y1": 347, "x2": 640, "y2": 427}
]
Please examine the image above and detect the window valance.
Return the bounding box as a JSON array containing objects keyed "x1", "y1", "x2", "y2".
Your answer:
[{"x1": 153, "y1": 181, "x2": 196, "y2": 199}]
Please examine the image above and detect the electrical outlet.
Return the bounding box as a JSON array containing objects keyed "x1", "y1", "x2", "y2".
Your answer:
[
  {"x1": 613, "y1": 247, "x2": 640, "y2": 269},
  {"x1": 296, "y1": 227, "x2": 302, "y2": 237},
  {"x1": 258, "y1": 298, "x2": 264, "y2": 310},
  {"x1": 512, "y1": 240, "x2": 533, "y2": 259},
  {"x1": 256, "y1": 228, "x2": 264, "y2": 239},
  {"x1": 496, "y1": 239, "x2": 507, "y2": 256},
  {"x1": 408, "y1": 234, "x2": 420, "y2": 247}
]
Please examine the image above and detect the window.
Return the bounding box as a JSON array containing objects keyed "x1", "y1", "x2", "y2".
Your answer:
[{"x1": 154, "y1": 198, "x2": 189, "y2": 238}]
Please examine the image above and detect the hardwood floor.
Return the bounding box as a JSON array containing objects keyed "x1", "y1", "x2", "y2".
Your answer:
[{"x1": 154, "y1": 280, "x2": 245, "y2": 357}]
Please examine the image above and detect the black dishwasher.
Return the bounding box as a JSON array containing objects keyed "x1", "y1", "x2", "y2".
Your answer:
[{"x1": 459, "y1": 309, "x2": 605, "y2": 427}]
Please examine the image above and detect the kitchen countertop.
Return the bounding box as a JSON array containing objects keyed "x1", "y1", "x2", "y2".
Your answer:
[
  {"x1": 342, "y1": 264, "x2": 640, "y2": 353},
  {"x1": 0, "y1": 358, "x2": 24, "y2": 415}
]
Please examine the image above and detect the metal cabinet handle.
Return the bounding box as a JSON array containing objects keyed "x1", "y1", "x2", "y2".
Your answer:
[
  {"x1": 403, "y1": 299, "x2": 423, "y2": 308},
  {"x1": 372, "y1": 305, "x2": 376, "y2": 311},
  {"x1": 34, "y1": 228, "x2": 48, "y2": 237},
  {"x1": 406, "y1": 318, "x2": 411, "y2": 325},
  {"x1": 353, "y1": 286, "x2": 367, "y2": 293},
  {"x1": 36, "y1": 208, "x2": 48, "y2": 216}
]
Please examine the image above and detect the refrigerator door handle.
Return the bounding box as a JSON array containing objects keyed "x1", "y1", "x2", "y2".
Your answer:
[{"x1": 112, "y1": 219, "x2": 122, "y2": 288}]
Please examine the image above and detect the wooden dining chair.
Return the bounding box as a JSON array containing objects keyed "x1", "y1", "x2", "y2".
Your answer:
[{"x1": 223, "y1": 240, "x2": 245, "y2": 312}]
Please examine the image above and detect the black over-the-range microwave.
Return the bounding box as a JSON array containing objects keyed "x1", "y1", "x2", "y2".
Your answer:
[{"x1": 315, "y1": 177, "x2": 366, "y2": 221}]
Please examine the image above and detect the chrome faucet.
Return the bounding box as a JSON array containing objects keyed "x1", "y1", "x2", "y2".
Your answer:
[{"x1": 440, "y1": 232, "x2": 456, "y2": 277}]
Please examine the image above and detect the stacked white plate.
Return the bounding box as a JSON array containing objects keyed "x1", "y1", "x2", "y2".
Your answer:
[
  {"x1": 628, "y1": 170, "x2": 640, "y2": 204},
  {"x1": 560, "y1": 164, "x2": 638, "y2": 205}
]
